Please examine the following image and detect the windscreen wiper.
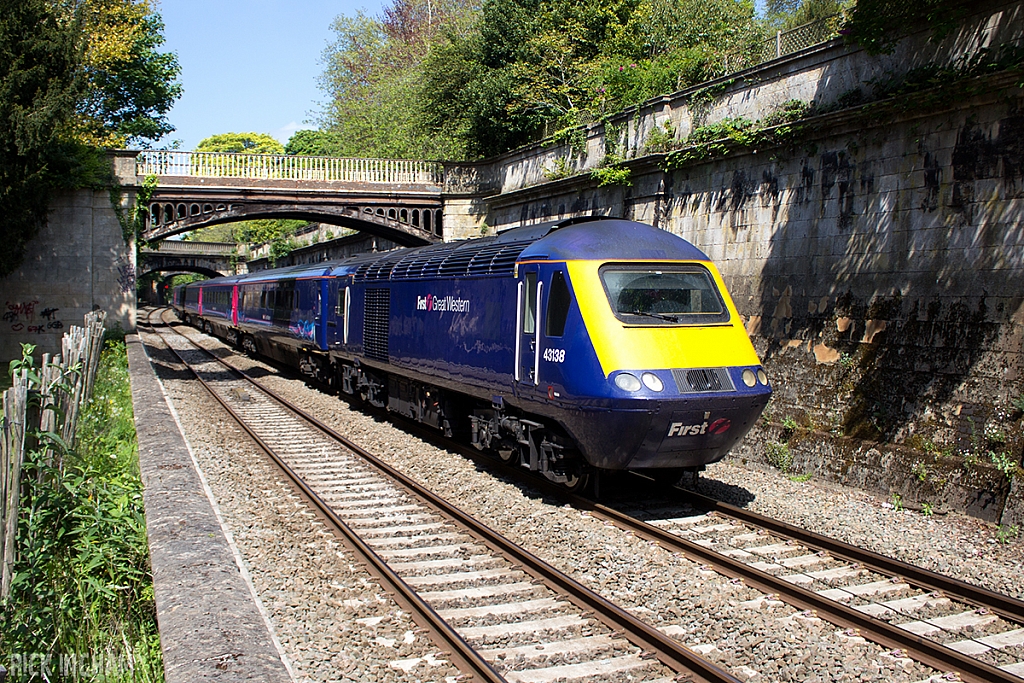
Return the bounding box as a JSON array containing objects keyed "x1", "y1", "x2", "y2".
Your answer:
[{"x1": 628, "y1": 309, "x2": 681, "y2": 322}]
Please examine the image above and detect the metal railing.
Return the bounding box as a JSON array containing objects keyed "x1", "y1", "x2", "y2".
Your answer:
[
  {"x1": 136, "y1": 151, "x2": 444, "y2": 184},
  {"x1": 141, "y1": 240, "x2": 237, "y2": 255},
  {"x1": 732, "y1": 14, "x2": 843, "y2": 71}
]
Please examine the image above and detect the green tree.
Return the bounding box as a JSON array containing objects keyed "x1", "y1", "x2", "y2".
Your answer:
[
  {"x1": 316, "y1": 0, "x2": 480, "y2": 160},
  {"x1": 765, "y1": 0, "x2": 845, "y2": 30},
  {"x1": 285, "y1": 129, "x2": 346, "y2": 156},
  {"x1": 0, "y1": 0, "x2": 83, "y2": 277},
  {"x1": 416, "y1": 0, "x2": 759, "y2": 158},
  {"x1": 76, "y1": 0, "x2": 182, "y2": 147},
  {"x1": 195, "y1": 131, "x2": 285, "y2": 154},
  {"x1": 0, "y1": 0, "x2": 179, "y2": 277}
]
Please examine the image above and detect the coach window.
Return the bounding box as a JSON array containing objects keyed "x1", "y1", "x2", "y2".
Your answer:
[
  {"x1": 523, "y1": 271, "x2": 537, "y2": 334},
  {"x1": 343, "y1": 286, "x2": 351, "y2": 344},
  {"x1": 545, "y1": 271, "x2": 570, "y2": 337}
]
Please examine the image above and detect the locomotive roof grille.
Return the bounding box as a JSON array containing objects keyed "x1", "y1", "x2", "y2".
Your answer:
[{"x1": 354, "y1": 237, "x2": 535, "y2": 282}]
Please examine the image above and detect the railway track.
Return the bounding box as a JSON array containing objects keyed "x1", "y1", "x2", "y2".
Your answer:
[
  {"x1": 582, "y1": 488, "x2": 1024, "y2": 683},
  {"x1": 437, "y1": 424, "x2": 1024, "y2": 683},
  {"x1": 143, "y1": 309, "x2": 741, "y2": 683},
  {"x1": 147, "y1": 308, "x2": 1024, "y2": 683}
]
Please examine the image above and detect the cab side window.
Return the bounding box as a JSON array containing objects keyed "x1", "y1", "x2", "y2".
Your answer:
[
  {"x1": 545, "y1": 271, "x2": 570, "y2": 337},
  {"x1": 523, "y1": 271, "x2": 537, "y2": 334}
]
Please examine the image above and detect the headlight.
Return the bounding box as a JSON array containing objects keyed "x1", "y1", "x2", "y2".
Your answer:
[
  {"x1": 757, "y1": 369, "x2": 768, "y2": 385},
  {"x1": 614, "y1": 373, "x2": 642, "y2": 392},
  {"x1": 742, "y1": 369, "x2": 757, "y2": 387},
  {"x1": 641, "y1": 372, "x2": 664, "y2": 391}
]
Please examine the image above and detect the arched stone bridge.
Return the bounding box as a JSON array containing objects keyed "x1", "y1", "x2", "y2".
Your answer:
[
  {"x1": 139, "y1": 240, "x2": 242, "y2": 279},
  {"x1": 138, "y1": 152, "x2": 445, "y2": 246}
]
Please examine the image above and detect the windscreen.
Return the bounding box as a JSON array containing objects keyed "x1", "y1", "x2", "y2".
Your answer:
[{"x1": 600, "y1": 264, "x2": 729, "y2": 324}]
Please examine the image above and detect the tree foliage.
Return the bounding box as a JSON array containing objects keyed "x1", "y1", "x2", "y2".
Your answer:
[
  {"x1": 843, "y1": 0, "x2": 969, "y2": 54},
  {"x1": 0, "y1": 0, "x2": 180, "y2": 277},
  {"x1": 196, "y1": 131, "x2": 285, "y2": 154},
  {"x1": 316, "y1": 0, "x2": 478, "y2": 159},
  {"x1": 765, "y1": 0, "x2": 847, "y2": 31},
  {"x1": 76, "y1": 0, "x2": 182, "y2": 147},
  {"x1": 0, "y1": 0, "x2": 84, "y2": 277},
  {"x1": 316, "y1": 0, "x2": 763, "y2": 160}
]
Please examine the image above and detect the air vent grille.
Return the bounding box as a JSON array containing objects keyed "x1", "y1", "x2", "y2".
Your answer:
[
  {"x1": 363, "y1": 288, "x2": 390, "y2": 362},
  {"x1": 672, "y1": 367, "x2": 735, "y2": 393}
]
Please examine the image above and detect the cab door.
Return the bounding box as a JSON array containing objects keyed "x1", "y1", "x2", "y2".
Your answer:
[{"x1": 515, "y1": 265, "x2": 542, "y2": 388}]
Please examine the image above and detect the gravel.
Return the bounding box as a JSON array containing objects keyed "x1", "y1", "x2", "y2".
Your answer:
[
  {"x1": 141, "y1": 324, "x2": 463, "y2": 683},
  {"x1": 144, "y1": 313, "x2": 1024, "y2": 682}
]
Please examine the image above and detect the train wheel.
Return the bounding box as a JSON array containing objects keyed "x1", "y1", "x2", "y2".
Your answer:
[
  {"x1": 496, "y1": 439, "x2": 519, "y2": 465},
  {"x1": 241, "y1": 336, "x2": 257, "y2": 356},
  {"x1": 561, "y1": 470, "x2": 590, "y2": 493}
]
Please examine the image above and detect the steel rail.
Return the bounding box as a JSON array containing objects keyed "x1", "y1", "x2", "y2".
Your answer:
[
  {"x1": 152, "y1": 309, "x2": 744, "y2": 683},
  {"x1": 672, "y1": 485, "x2": 1024, "y2": 623},
  {"x1": 578, "y1": 492, "x2": 1022, "y2": 683},
  {"x1": 143, "y1": 310, "x2": 506, "y2": 683}
]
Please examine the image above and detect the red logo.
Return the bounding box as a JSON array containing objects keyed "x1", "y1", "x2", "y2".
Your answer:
[{"x1": 708, "y1": 418, "x2": 731, "y2": 435}]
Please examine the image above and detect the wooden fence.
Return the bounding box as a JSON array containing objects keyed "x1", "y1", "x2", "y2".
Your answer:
[{"x1": 0, "y1": 311, "x2": 107, "y2": 599}]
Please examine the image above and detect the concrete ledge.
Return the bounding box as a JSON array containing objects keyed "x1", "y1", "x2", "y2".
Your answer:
[{"x1": 126, "y1": 334, "x2": 291, "y2": 682}]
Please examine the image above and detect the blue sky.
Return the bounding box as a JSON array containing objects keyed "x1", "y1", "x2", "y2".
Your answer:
[{"x1": 154, "y1": 0, "x2": 384, "y2": 151}]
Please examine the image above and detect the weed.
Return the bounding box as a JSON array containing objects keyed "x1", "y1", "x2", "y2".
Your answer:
[
  {"x1": 996, "y1": 524, "x2": 1020, "y2": 544},
  {"x1": 543, "y1": 156, "x2": 575, "y2": 181},
  {"x1": 839, "y1": 352, "x2": 855, "y2": 368},
  {"x1": 590, "y1": 164, "x2": 633, "y2": 187},
  {"x1": 911, "y1": 461, "x2": 929, "y2": 482},
  {"x1": 989, "y1": 450, "x2": 1019, "y2": 480},
  {"x1": 3, "y1": 341, "x2": 162, "y2": 680},
  {"x1": 1011, "y1": 393, "x2": 1024, "y2": 415},
  {"x1": 891, "y1": 493, "x2": 904, "y2": 511},
  {"x1": 962, "y1": 448, "x2": 979, "y2": 469},
  {"x1": 921, "y1": 502, "x2": 933, "y2": 516},
  {"x1": 765, "y1": 441, "x2": 793, "y2": 473},
  {"x1": 789, "y1": 472, "x2": 813, "y2": 483},
  {"x1": 984, "y1": 422, "x2": 1008, "y2": 445},
  {"x1": 643, "y1": 120, "x2": 679, "y2": 154}
]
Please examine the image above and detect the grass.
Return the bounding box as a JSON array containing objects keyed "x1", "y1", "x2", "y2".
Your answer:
[{"x1": 1, "y1": 339, "x2": 162, "y2": 681}]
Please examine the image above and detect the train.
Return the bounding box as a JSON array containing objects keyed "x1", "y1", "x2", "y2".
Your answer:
[{"x1": 172, "y1": 216, "x2": 771, "y2": 490}]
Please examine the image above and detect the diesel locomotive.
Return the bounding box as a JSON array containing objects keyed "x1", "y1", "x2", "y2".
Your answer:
[{"x1": 174, "y1": 217, "x2": 771, "y2": 489}]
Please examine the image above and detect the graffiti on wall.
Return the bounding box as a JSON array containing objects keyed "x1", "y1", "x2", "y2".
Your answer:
[
  {"x1": 4, "y1": 300, "x2": 64, "y2": 334},
  {"x1": 116, "y1": 257, "x2": 136, "y2": 294}
]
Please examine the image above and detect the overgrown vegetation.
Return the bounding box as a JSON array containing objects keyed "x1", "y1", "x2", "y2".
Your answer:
[
  {"x1": 2, "y1": 340, "x2": 161, "y2": 680},
  {"x1": 301, "y1": 0, "x2": 770, "y2": 160},
  {"x1": 292, "y1": 0, "x2": 982, "y2": 164},
  {"x1": 0, "y1": 0, "x2": 180, "y2": 278},
  {"x1": 842, "y1": 0, "x2": 970, "y2": 54}
]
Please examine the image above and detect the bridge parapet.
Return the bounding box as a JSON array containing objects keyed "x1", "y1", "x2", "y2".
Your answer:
[
  {"x1": 136, "y1": 151, "x2": 443, "y2": 184},
  {"x1": 143, "y1": 240, "x2": 238, "y2": 256}
]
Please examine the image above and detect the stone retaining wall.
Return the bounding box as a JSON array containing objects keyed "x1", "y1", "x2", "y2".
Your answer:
[{"x1": 449, "y1": 0, "x2": 1024, "y2": 522}]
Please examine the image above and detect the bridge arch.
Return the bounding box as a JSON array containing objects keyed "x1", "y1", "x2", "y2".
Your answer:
[
  {"x1": 138, "y1": 264, "x2": 223, "y2": 280},
  {"x1": 143, "y1": 204, "x2": 444, "y2": 247}
]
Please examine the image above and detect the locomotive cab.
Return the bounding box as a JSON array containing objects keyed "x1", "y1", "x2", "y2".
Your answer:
[{"x1": 508, "y1": 220, "x2": 771, "y2": 483}]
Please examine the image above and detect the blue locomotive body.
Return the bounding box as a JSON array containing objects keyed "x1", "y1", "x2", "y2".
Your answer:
[{"x1": 173, "y1": 218, "x2": 771, "y2": 487}]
